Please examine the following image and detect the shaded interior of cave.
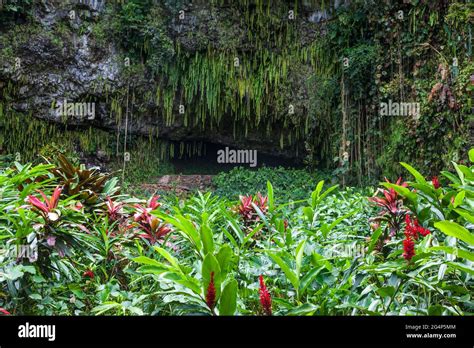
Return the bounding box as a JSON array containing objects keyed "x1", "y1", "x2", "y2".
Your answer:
[{"x1": 170, "y1": 141, "x2": 303, "y2": 175}]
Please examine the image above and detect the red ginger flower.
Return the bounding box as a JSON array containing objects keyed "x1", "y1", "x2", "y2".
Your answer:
[
  {"x1": 206, "y1": 272, "x2": 216, "y2": 311},
  {"x1": 405, "y1": 215, "x2": 430, "y2": 240},
  {"x1": 403, "y1": 237, "x2": 415, "y2": 261},
  {"x1": 0, "y1": 307, "x2": 11, "y2": 315},
  {"x1": 403, "y1": 215, "x2": 430, "y2": 262},
  {"x1": 83, "y1": 270, "x2": 94, "y2": 279},
  {"x1": 432, "y1": 176, "x2": 441, "y2": 189},
  {"x1": 259, "y1": 275, "x2": 272, "y2": 316}
]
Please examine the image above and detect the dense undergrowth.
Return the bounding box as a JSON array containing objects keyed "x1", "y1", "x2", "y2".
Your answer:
[{"x1": 0, "y1": 150, "x2": 472, "y2": 316}]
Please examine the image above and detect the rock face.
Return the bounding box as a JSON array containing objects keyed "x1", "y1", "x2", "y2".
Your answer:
[{"x1": 0, "y1": 1, "x2": 326, "y2": 160}]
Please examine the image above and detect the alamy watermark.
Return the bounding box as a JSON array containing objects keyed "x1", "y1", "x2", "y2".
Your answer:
[
  {"x1": 379, "y1": 100, "x2": 420, "y2": 120},
  {"x1": 55, "y1": 99, "x2": 95, "y2": 120},
  {"x1": 0, "y1": 245, "x2": 38, "y2": 262},
  {"x1": 323, "y1": 244, "x2": 365, "y2": 259},
  {"x1": 217, "y1": 147, "x2": 257, "y2": 167}
]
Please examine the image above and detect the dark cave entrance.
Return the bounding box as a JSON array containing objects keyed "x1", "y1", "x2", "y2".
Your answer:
[{"x1": 170, "y1": 141, "x2": 304, "y2": 175}]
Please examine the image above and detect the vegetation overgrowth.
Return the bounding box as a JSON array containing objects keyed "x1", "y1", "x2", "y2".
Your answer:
[{"x1": 0, "y1": 149, "x2": 472, "y2": 316}]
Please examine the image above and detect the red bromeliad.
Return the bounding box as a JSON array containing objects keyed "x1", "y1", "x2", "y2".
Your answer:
[
  {"x1": 133, "y1": 195, "x2": 161, "y2": 222},
  {"x1": 237, "y1": 195, "x2": 254, "y2": 221},
  {"x1": 134, "y1": 196, "x2": 171, "y2": 244},
  {"x1": 136, "y1": 215, "x2": 172, "y2": 244},
  {"x1": 148, "y1": 195, "x2": 161, "y2": 210},
  {"x1": 258, "y1": 275, "x2": 272, "y2": 316},
  {"x1": 0, "y1": 307, "x2": 11, "y2": 315},
  {"x1": 27, "y1": 186, "x2": 62, "y2": 221},
  {"x1": 105, "y1": 196, "x2": 125, "y2": 222},
  {"x1": 368, "y1": 177, "x2": 407, "y2": 215},
  {"x1": 236, "y1": 193, "x2": 268, "y2": 226},
  {"x1": 205, "y1": 272, "x2": 216, "y2": 311},
  {"x1": 368, "y1": 178, "x2": 409, "y2": 245}
]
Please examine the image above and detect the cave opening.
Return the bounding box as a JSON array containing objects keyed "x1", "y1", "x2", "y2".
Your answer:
[{"x1": 170, "y1": 141, "x2": 304, "y2": 175}]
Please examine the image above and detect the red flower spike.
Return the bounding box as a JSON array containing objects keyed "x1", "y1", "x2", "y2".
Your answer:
[
  {"x1": 432, "y1": 176, "x2": 441, "y2": 189},
  {"x1": 258, "y1": 275, "x2": 272, "y2": 316},
  {"x1": 83, "y1": 270, "x2": 94, "y2": 279},
  {"x1": 403, "y1": 237, "x2": 415, "y2": 261},
  {"x1": 405, "y1": 215, "x2": 430, "y2": 240},
  {"x1": 206, "y1": 272, "x2": 216, "y2": 311}
]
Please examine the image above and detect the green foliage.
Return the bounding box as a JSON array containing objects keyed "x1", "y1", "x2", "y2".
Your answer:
[
  {"x1": 0, "y1": 0, "x2": 32, "y2": 23},
  {"x1": 1, "y1": 151, "x2": 472, "y2": 316},
  {"x1": 213, "y1": 166, "x2": 331, "y2": 201}
]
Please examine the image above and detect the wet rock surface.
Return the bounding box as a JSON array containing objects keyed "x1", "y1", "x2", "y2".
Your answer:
[{"x1": 0, "y1": 1, "x2": 326, "y2": 160}]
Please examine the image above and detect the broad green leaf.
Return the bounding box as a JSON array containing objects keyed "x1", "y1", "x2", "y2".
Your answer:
[
  {"x1": 322, "y1": 209, "x2": 359, "y2": 237},
  {"x1": 153, "y1": 247, "x2": 182, "y2": 272},
  {"x1": 400, "y1": 162, "x2": 427, "y2": 185},
  {"x1": 223, "y1": 213, "x2": 245, "y2": 244},
  {"x1": 441, "y1": 170, "x2": 461, "y2": 185},
  {"x1": 376, "y1": 286, "x2": 395, "y2": 298},
  {"x1": 219, "y1": 279, "x2": 238, "y2": 315},
  {"x1": 315, "y1": 184, "x2": 338, "y2": 207},
  {"x1": 29, "y1": 293, "x2": 42, "y2": 300},
  {"x1": 221, "y1": 227, "x2": 239, "y2": 249},
  {"x1": 92, "y1": 302, "x2": 120, "y2": 315},
  {"x1": 428, "y1": 305, "x2": 444, "y2": 316},
  {"x1": 313, "y1": 180, "x2": 324, "y2": 201},
  {"x1": 447, "y1": 262, "x2": 474, "y2": 275},
  {"x1": 200, "y1": 220, "x2": 214, "y2": 255},
  {"x1": 267, "y1": 181, "x2": 274, "y2": 211},
  {"x1": 438, "y1": 264, "x2": 447, "y2": 281},
  {"x1": 368, "y1": 227, "x2": 383, "y2": 254},
  {"x1": 469, "y1": 148, "x2": 474, "y2": 163},
  {"x1": 303, "y1": 206, "x2": 314, "y2": 221},
  {"x1": 202, "y1": 253, "x2": 222, "y2": 297},
  {"x1": 434, "y1": 221, "x2": 474, "y2": 246},
  {"x1": 299, "y1": 267, "x2": 324, "y2": 295},
  {"x1": 286, "y1": 303, "x2": 318, "y2": 316},
  {"x1": 381, "y1": 183, "x2": 417, "y2": 204},
  {"x1": 453, "y1": 191, "x2": 465, "y2": 208},
  {"x1": 429, "y1": 246, "x2": 474, "y2": 261},
  {"x1": 452, "y1": 162, "x2": 465, "y2": 185},
  {"x1": 159, "y1": 213, "x2": 202, "y2": 252},
  {"x1": 133, "y1": 256, "x2": 165, "y2": 267},
  {"x1": 162, "y1": 272, "x2": 202, "y2": 295},
  {"x1": 242, "y1": 223, "x2": 264, "y2": 249},
  {"x1": 295, "y1": 239, "x2": 306, "y2": 277},
  {"x1": 267, "y1": 252, "x2": 299, "y2": 290},
  {"x1": 216, "y1": 245, "x2": 234, "y2": 276},
  {"x1": 454, "y1": 208, "x2": 474, "y2": 224}
]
